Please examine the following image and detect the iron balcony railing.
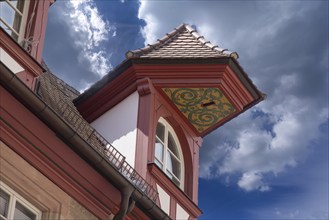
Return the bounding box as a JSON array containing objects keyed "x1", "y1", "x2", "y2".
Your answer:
[{"x1": 37, "y1": 72, "x2": 159, "y2": 202}]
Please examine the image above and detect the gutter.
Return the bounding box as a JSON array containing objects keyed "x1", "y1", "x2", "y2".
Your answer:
[{"x1": 0, "y1": 61, "x2": 171, "y2": 220}]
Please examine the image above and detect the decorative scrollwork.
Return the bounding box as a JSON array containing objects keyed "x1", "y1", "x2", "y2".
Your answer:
[
  {"x1": 163, "y1": 88, "x2": 236, "y2": 132},
  {"x1": 21, "y1": 36, "x2": 39, "y2": 56}
]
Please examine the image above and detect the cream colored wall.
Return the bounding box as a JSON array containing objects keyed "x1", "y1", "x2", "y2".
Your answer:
[
  {"x1": 91, "y1": 91, "x2": 139, "y2": 167},
  {"x1": 156, "y1": 184, "x2": 170, "y2": 215},
  {"x1": 0, "y1": 141, "x2": 97, "y2": 220},
  {"x1": 176, "y1": 203, "x2": 189, "y2": 220},
  {"x1": 0, "y1": 47, "x2": 24, "y2": 74}
]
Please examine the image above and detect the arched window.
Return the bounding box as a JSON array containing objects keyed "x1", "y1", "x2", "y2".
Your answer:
[{"x1": 154, "y1": 118, "x2": 184, "y2": 188}]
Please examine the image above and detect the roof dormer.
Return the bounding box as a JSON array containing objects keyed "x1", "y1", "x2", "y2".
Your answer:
[{"x1": 75, "y1": 24, "x2": 264, "y2": 220}]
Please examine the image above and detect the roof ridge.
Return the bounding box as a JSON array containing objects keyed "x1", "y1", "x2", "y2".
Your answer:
[
  {"x1": 126, "y1": 23, "x2": 239, "y2": 59},
  {"x1": 185, "y1": 24, "x2": 239, "y2": 58}
]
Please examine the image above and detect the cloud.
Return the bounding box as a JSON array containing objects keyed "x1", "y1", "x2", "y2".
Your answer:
[
  {"x1": 138, "y1": 2, "x2": 161, "y2": 45},
  {"x1": 217, "y1": 99, "x2": 327, "y2": 189},
  {"x1": 63, "y1": 0, "x2": 115, "y2": 77},
  {"x1": 78, "y1": 80, "x2": 94, "y2": 94},
  {"x1": 238, "y1": 172, "x2": 271, "y2": 192},
  {"x1": 138, "y1": 0, "x2": 328, "y2": 195}
]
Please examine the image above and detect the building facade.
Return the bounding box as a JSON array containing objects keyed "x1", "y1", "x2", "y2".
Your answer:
[{"x1": 0, "y1": 1, "x2": 264, "y2": 219}]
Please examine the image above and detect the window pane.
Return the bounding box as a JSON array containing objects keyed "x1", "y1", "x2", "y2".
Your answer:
[
  {"x1": 172, "y1": 176, "x2": 180, "y2": 186},
  {"x1": 165, "y1": 170, "x2": 173, "y2": 179},
  {"x1": 166, "y1": 151, "x2": 173, "y2": 173},
  {"x1": 172, "y1": 157, "x2": 181, "y2": 179},
  {"x1": 14, "y1": 1, "x2": 25, "y2": 13},
  {"x1": 0, "y1": 0, "x2": 23, "y2": 41},
  {"x1": 156, "y1": 123, "x2": 165, "y2": 142},
  {"x1": 166, "y1": 151, "x2": 181, "y2": 179},
  {"x1": 0, "y1": 2, "x2": 16, "y2": 29},
  {"x1": 154, "y1": 158, "x2": 163, "y2": 169},
  {"x1": 12, "y1": 3, "x2": 23, "y2": 36},
  {"x1": 14, "y1": 202, "x2": 36, "y2": 220},
  {"x1": 1, "y1": 1, "x2": 25, "y2": 12},
  {"x1": 168, "y1": 132, "x2": 179, "y2": 158},
  {"x1": 155, "y1": 141, "x2": 164, "y2": 162},
  {"x1": 165, "y1": 169, "x2": 180, "y2": 186},
  {"x1": 0, "y1": 190, "x2": 10, "y2": 218}
]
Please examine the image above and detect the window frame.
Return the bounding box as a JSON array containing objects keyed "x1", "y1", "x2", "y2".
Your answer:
[
  {"x1": 154, "y1": 117, "x2": 185, "y2": 189},
  {"x1": 0, "y1": 0, "x2": 30, "y2": 43},
  {"x1": 0, "y1": 181, "x2": 41, "y2": 220}
]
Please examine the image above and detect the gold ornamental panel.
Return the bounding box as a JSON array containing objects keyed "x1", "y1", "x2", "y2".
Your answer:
[{"x1": 162, "y1": 88, "x2": 236, "y2": 133}]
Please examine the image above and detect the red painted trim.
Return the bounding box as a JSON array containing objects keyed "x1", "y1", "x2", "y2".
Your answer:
[
  {"x1": 15, "y1": 70, "x2": 36, "y2": 90},
  {"x1": 148, "y1": 163, "x2": 202, "y2": 218},
  {"x1": 0, "y1": 121, "x2": 111, "y2": 219},
  {"x1": 0, "y1": 29, "x2": 44, "y2": 77},
  {"x1": 170, "y1": 196, "x2": 176, "y2": 219},
  {"x1": 130, "y1": 78, "x2": 201, "y2": 211},
  {"x1": 152, "y1": 89, "x2": 202, "y2": 202},
  {"x1": 77, "y1": 66, "x2": 137, "y2": 122},
  {"x1": 134, "y1": 78, "x2": 156, "y2": 177},
  {"x1": 223, "y1": 65, "x2": 254, "y2": 105},
  {"x1": 133, "y1": 63, "x2": 227, "y2": 76},
  {"x1": 25, "y1": 0, "x2": 51, "y2": 62},
  {"x1": 74, "y1": 60, "x2": 260, "y2": 218},
  {"x1": 134, "y1": 77, "x2": 196, "y2": 204},
  {"x1": 77, "y1": 62, "x2": 257, "y2": 137},
  {"x1": 0, "y1": 86, "x2": 120, "y2": 219}
]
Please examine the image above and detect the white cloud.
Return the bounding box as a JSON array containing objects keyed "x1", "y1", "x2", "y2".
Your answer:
[
  {"x1": 63, "y1": 0, "x2": 114, "y2": 77},
  {"x1": 218, "y1": 95, "x2": 327, "y2": 191},
  {"x1": 138, "y1": 2, "x2": 158, "y2": 45},
  {"x1": 138, "y1": 0, "x2": 328, "y2": 195},
  {"x1": 83, "y1": 51, "x2": 110, "y2": 77},
  {"x1": 238, "y1": 172, "x2": 271, "y2": 192},
  {"x1": 274, "y1": 208, "x2": 300, "y2": 219}
]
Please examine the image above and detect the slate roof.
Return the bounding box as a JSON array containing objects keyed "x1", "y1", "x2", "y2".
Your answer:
[
  {"x1": 36, "y1": 63, "x2": 159, "y2": 202},
  {"x1": 41, "y1": 62, "x2": 80, "y2": 100},
  {"x1": 126, "y1": 24, "x2": 238, "y2": 59},
  {"x1": 37, "y1": 64, "x2": 95, "y2": 140}
]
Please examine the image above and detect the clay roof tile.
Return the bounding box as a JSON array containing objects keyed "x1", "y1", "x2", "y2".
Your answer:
[{"x1": 125, "y1": 24, "x2": 238, "y2": 59}]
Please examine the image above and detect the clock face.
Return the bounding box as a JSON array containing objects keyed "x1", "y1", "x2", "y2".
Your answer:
[{"x1": 162, "y1": 88, "x2": 236, "y2": 133}]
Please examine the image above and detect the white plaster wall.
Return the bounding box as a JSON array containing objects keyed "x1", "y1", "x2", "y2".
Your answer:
[
  {"x1": 176, "y1": 203, "x2": 189, "y2": 220},
  {"x1": 91, "y1": 91, "x2": 139, "y2": 167},
  {"x1": 0, "y1": 47, "x2": 24, "y2": 74},
  {"x1": 156, "y1": 184, "x2": 170, "y2": 215}
]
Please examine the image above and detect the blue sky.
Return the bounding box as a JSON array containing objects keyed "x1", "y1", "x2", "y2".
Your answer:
[{"x1": 43, "y1": 1, "x2": 328, "y2": 219}]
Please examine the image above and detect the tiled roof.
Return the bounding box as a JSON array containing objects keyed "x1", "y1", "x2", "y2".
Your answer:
[
  {"x1": 37, "y1": 68, "x2": 94, "y2": 140},
  {"x1": 36, "y1": 65, "x2": 159, "y2": 202},
  {"x1": 41, "y1": 61, "x2": 80, "y2": 100},
  {"x1": 126, "y1": 24, "x2": 238, "y2": 59}
]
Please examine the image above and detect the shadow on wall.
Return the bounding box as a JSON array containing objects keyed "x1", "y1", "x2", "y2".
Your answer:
[{"x1": 91, "y1": 91, "x2": 139, "y2": 166}]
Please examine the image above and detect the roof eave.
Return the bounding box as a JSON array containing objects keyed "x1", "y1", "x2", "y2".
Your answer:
[
  {"x1": 74, "y1": 58, "x2": 134, "y2": 105},
  {"x1": 75, "y1": 56, "x2": 264, "y2": 109}
]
